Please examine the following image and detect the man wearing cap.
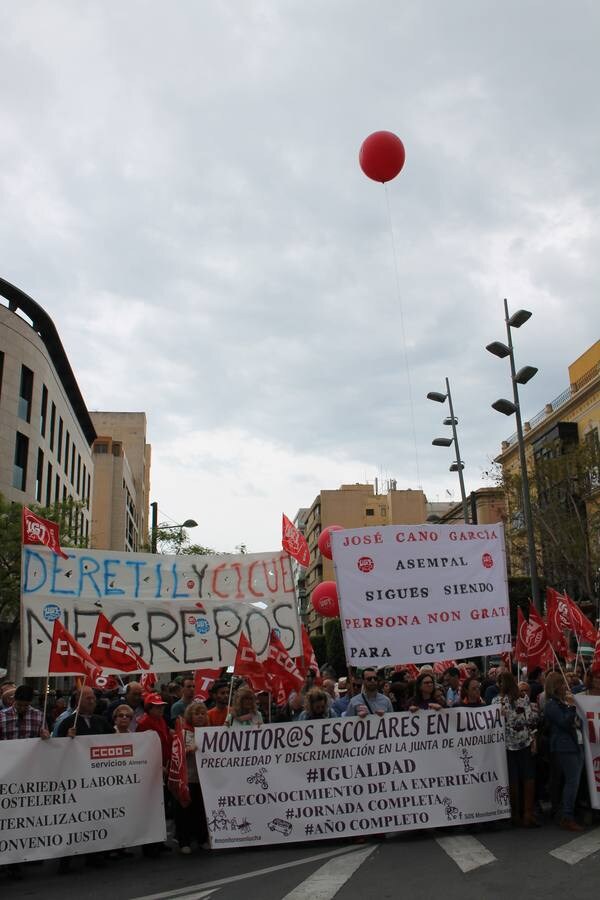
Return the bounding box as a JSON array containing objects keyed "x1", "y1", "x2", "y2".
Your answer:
[
  {"x1": 0, "y1": 684, "x2": 49, "y2": 740},
  {"x1": 136, "y1": 692, "x2": 172, "y2": 770}
]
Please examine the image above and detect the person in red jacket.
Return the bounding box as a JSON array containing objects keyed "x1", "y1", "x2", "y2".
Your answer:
[
  {"x1": 136, "y1": 693, "x2": 172, "y2": 771},
  {"x1": 136, "y1": 693, "x2": 173, "y2": 858}
]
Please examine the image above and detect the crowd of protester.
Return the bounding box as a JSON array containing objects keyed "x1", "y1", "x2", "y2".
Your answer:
[{"x1": 1, "y1": 656, "x2": 599, "y2": 881}]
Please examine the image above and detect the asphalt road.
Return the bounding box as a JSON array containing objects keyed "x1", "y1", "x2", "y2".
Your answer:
[{"x1": 3, "y1": 819, "x2": 600, "y2": 900}]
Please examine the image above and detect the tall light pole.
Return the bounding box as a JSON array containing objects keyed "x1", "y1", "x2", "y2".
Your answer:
[
  {"x1": 427, "y1": 377, "x2": 469, "y2": 523},
  {"x1": 486, "y1": 298, "x2": 540, "y2": 610},
  {"x1": 150, "y1": 501, "x2": 198, "y2": 554}
]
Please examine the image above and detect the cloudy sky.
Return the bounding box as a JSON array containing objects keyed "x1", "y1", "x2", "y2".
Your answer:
[{"x1": 1, "y1": 2, "x2": 599, "y2": 552}]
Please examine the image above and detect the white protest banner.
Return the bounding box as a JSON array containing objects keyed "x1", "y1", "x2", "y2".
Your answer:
[
  {"x1": 0, "y1": 733, "x2": 165, "y2": 865},
  {"x1": 21, "y1": 546, "x2": 300, "y2": 676},
  {"x1": 195, "y1": 708, "x2": 509, "y2": 848},
  {"x1": 331, "y1": 523, "x2": 511, "y2": 665},
  {"x1": 575, "y1": 694, "x2": 600, "y2": 810}
]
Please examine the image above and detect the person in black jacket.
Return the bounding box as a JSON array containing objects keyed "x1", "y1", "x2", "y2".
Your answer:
[
  {"x1": 543, "y1": 672, "x2": 585, "y2": 832},
  {"x1": 57, "y1": 686, "x2": 114, "y2": 738}
]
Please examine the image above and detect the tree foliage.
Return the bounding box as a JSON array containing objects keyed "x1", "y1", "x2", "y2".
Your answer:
[
  {"x1": 490, "y1": 436, "x2": 600, "y2": 604},
  {"x1": 324, "y1": 618, "x2": 347, "y2": 677}
]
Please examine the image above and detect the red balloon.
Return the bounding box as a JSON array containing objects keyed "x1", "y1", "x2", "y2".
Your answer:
[
  {"x1": 311, "y1": 581, "x2": 339, "y2": 618},
  {"x1": 318, "y1": 525, "x2": 344, "y2": 561},
  {"x1": 359, "y1": 131, "x2": 405, "y2": 183}
]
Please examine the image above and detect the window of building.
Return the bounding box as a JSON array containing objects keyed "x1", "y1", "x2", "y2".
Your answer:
[
  {"x1": 64, "y1": 431, "x2": 70, "y2": 474},
  {"x1": 49, "y1": 402, "x2": 56, "y2": 451},
  {"x1": 18, "y1": 365, "x2": 34, "y2": 422},
  {"x1": 13, "y1": 432, "x2": 29, "y2": 491},
  {"x1": 70, "y1": 443, "x2": 75, "y2": 485},
  {"x1": 76, "y1": 454, "x2": 81, "y2": 494},
  {"x1": 57, "y1": 417, "x2": 63, "y2": 464},
  {"x1": 40, "y1": 384, "x2": 48, "y2": 437},
  {"x1": 35, "y1": 448, "x2": 44, "y2": 502},
  {"x1": 85, "y1": 519, "x2": 89, "y2": 541},
  {"x1": 0, "y1": 350, "x2": 4, "y2": 399},
  {"x1": 380, "y1": 506, "x2": 387, "y2": 515},
  {"x1": 366, "y1": 508, "x2": 375, "y2": 516},
  {"x1": 94, "y1": 443, "x2": 109, "y2": 454},
  {"x1": 55, "y1": 472, "x2": 60, "y2": 504},
  {"x1": 45, "y1": 462, "x2": 53, "y2": 507},
  {"x1": 86, "y1": 472, "x2": 91, "y2": 503}
]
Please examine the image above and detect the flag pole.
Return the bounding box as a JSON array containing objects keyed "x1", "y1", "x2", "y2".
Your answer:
[
  {"x1": 550, "y1": 645, "x2": 570, "y2": 688},
  {"x1": 41, "y1": 677, "x2": 51, "y2": 729},
  {"x1": 72, "y1": 681, "x2": 86, "y2": 733}
]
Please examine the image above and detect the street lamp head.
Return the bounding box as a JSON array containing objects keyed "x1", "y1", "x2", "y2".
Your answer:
[
  {"x1": 514, "y1": 365, "x2": 538, "y2": 385},
  {"x1": 427, "y1": 391, "x2": 447, "y2": 403},
  {"x1": 492, "y1": 398, "x2": 517, "y2": 416},
  {"x1": 443, "y1": 417, "x2": 457, "y2": 426},
  {"x1": 432, "y1": 437, "x2": 453, "y2": 447},
  {"x1": 181, "y1": 519, "x2": 198, "y2": 528},
  {"x1": 486, "y1": 341, "x2": 510, "y2": 359},
  {"x1": 508, "y1": 309, "x2": 532, "y2": 328},
  {"x1": 449, "y1": 462, "x2": 464, "y2": 472}
]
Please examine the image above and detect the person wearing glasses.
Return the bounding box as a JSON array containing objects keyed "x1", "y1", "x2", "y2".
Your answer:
[
  {"x1": 408, "y1": 672, "x2": 445, "y2": 712},
  {"x1": 344, "y1": 668, "x2": 393, "y2": 718},
  {"x1": 112, "y1": 704, "x2": 135, "y2": 734}
]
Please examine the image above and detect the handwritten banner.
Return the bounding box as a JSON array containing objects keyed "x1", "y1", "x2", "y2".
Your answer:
[
  {"x1": 576, "y1": 694, "x2": 600, "y2": 810},
  {"x1": 0, "y1": 733, "x2": 165, "y2": 865},
  {"x1": 195, "y1": 708, "x2": 509, "y2": 848},
  {"x1": 331, "y1": 524, "x2": 511, "y2": 665},
  {"x1": 21, "y1": 547, "x2": 300, "y2": 676}
]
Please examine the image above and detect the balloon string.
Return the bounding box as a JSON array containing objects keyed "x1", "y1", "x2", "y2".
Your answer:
[{"x1": 383, "y1": 182, "x2": 422, "y2": 490}]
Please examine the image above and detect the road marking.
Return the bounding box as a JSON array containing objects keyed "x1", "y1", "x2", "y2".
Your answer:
[
  {"x1": 130, "y1": 844, "x2": 370, "y2": 900},
  {"x1": 281, "y1": 845, "x2": 378, "y2": 900},
  {"x1": 169, "y1": 892, "x2": 216, "y2": 900},
  {"x1": 435, "y1": 835, "x2": 497, "y2": 873},
  {"x1": 549, "y1": 827, "x2": 600, "y2": 865}
]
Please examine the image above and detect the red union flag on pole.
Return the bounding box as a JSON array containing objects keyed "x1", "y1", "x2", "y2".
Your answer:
[
  {"x1": 22, "y1": 507, "x2": 68, "y2": 559},
  {"x1": 282, "y1": 513, "x2": 310, "y2": 568},
  {"x1": 140, "y1": 671, "x2": 157, "y2": 692},
  {"x1": 168, "y1": 717, "x2": 190, "y2": 808},
  {"x1": 234, "y1": 632, "x2": 268, "y2": 692},
  {"x1": 48, "y1": 619, "x2": 102, "y2": 681},
  {"x1": 194, "y1": 667, "x2": 222, "y2": 701},
  {"x1": 296, "y1": 625, "x2": 320, "y2": 679},
  {"x1": 564, "y1": 593, "x2": 597, "y2": 644},
  {"x1": 90, "y1": 613, "x2": 150, "y2": 673},
  {"x1": 265, "y1": 631, "x2": 304, "y2": 693},
  {"x1": 526, "y1": 603, "x2": 551, "y2": 670},
  {"x1": 545, "y1": 589, "x2": 570, "y2": 657}
]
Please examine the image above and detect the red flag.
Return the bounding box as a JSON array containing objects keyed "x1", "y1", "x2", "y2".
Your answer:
[
  {"x1": 90, "y1": 614, "x2": 150, "y2": 673},
  {"x1": 395, "y1": 663, "x2": 420, "y2": 680},
  {"x1": 526, "y1": 604, "x2": 551, "y2": 670},
  {"x1": 48, "y1": 619, "x2": 102, "y2": 681},
  {"x1": 140, "y1": 671, "x2": 157, "y2": 692},
  {"x1": 22, "y1": 507, "x2": 68, "y2": 559},
  {"x1": 87, "y1": 673, "x2": 119, "y2": 691},
  {"x1": 234, "y1": 632, "x2": 268, "y2": 692},
  {"x1": 515, "y1": 608, "x2": 528, "y2": 663},
  {"x1": 265, "y1": 632, "x2": 304, "y2": 693},
  {"x1": 193, "y1": 667, "x2": 222, "y2": 701},
  {"x1": 545, "y1": 589, "x2": 570, "y2": 656},
  {"x1": 564, "y1": 594, "x2": 597, "y2": 644},
  {"x1": 282, "y1": 513, "x2": 310, "y2": 567},
  {"x1": 296, "y1": 625, "x2": 319, "y2": 678},
  {"x1": 168, "y1": 717, "x2": 190, "y2": 808},
  {"x1": 432, "y1": 659, "x2": 458, "y2": 676}
]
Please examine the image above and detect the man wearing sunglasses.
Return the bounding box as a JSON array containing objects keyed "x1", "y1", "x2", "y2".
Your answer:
[{"x1": 344, "y1": 668, "x2": 393, "y2": 718}]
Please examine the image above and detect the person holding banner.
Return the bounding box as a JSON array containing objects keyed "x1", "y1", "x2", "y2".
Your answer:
[
  {"x1": 493, "y1": 673, "x2": 539, "y2": 828},
  {"x1": 543, "y1": 672, "x2": 585, "y2": 832},
  {"x1": 112, "y1": 704, "x2": 135, "y2": 734},
  {"x1": 583, "y1": 669, "x2": 600, "y2": 695},
  {"x1": 458, "y1": 677, "x2": 486, "y2": 708},
  {"x1": 345, "y1": 668, "x2": 393, "y2": 717},
  {"x1": 225, "y1": 687, "x2": 263, "y2": 728},
  {"x1": 176, "y1": 702, "x2": 210, "y2": 854},
  {"x1": 56, "y1": 686, "x2": 113, "y2": 738},
  {"x1": 0, "y1": 685, "x2": 49, "y2": 740},
  {"x1": 298, "y1": 687, "x2": 339, "y2": 720},
  {"x1": 136, "y1": 693, "x2": 172, "y2": 769}
]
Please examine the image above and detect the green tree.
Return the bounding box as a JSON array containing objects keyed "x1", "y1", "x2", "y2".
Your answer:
[
  {"x1": 324, "y1": 618, "x2": 347, "y2": 676},
  {"x1": 0, "y1": 493, "x2": 89, "y2": 667}
]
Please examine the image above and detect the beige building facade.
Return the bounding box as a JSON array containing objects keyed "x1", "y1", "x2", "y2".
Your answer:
[
  {"x1": 302, "y1": 482, "x2": 427, "y2": 634},
  {"x1": 90, "y1": 412, "x2": 151, "y2": 552}
]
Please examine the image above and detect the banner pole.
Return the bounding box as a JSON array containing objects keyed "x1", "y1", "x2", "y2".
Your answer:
[
  {"x1": 72, "y1": 683, "x2": 85, "y2": 733},
  {"x1": 41, "y1": 677, "x2": 51, "y2": 729},
  {"x1": 550, "y1": 645, "x2": 569, "y2": 688}
]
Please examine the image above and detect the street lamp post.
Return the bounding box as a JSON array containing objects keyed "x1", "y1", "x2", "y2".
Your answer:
[
  {"x1": 150, "y1": 501, "x2": 198, "y2": 553},
  {"x1": 486, "y1": 297, "x2": 540, "y2": 610},
  {"x1": 427, "y1": 377, "x2": 469, "y2": 523}
]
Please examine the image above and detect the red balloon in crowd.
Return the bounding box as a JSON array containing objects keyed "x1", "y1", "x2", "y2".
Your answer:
[
  {"x1": 359, "y1": 131, "x2": 406, "y2": 183},
  {"x1": 311, "y1": 581, "x2": 340, "y2": 618},
  {"x1": 317, "y1": 525, "x2": 344, "y2": 560}
]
